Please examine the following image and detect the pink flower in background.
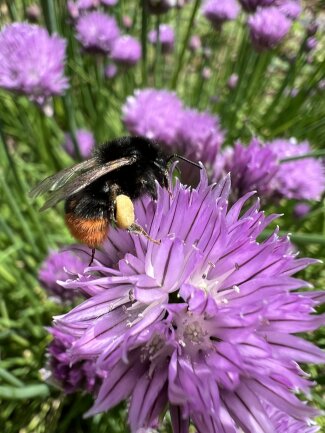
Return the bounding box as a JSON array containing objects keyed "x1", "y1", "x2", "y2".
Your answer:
[
  {"x1": 63, "y1": 129, "x2": 95, "y2": 159},
  {"x1": 202, "y1": 0, "x2": 240, "y2": 28},
  {"x1": 111, "y1": 35, "x2": 142, "y2": 67},
  {"x1": 123, "y1": 88, "x2": 184, "y2": 147},
  {"x1": 248, "y1": 7, "x2": 291, "y2": 50},
  {"x1": 76, "y1": 11, "x2": 120, "y2": 53},
  {"x1": 148, "y1": 24, "x2": 175, "y2": 54},
  {"x1": 0, "y1": 23, "x2": 68, "y2": 103}
]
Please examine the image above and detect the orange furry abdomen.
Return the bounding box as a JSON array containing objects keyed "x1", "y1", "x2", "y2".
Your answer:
[{"x1": 65, "y1": 213, "x2": 109, "y2": 247}]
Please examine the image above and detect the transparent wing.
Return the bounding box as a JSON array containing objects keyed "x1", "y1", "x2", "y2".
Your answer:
[
  {"x1": 39, "y1": 156, "x2": 137, "y2": 211},
  {"x1": 29, "y1": 158, "x2": 98, "y2": 198}
]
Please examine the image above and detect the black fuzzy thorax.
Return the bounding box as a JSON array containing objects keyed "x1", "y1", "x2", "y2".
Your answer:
[
  {"x1": 93, "y1": 136, "x2": 169, "y2": 199},
  {"x1": 65, "y1": 136, "x2": 169, "y2": 220}
]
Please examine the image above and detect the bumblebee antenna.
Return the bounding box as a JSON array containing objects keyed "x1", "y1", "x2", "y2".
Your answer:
[{"x1": 167, "y1": 154, "x2": 202, "y2": 169}]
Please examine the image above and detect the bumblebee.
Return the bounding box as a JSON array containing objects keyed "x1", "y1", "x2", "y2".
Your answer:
[{"x1": 30, "y1": 136, "x2": 200, "y2": 264}]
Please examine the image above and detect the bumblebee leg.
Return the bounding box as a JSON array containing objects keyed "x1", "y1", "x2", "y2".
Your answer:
[
  {"x1": 115, "y1": 195, "x2": 160, "y2": 244},
  {"x1": 88, "y1": 248, "x2": 95, "y2": 266},
  {"x1": 163, "y1": 170, "x2": 172, "y2": 197},
  {"x1": 128, "y1": 223, "x2": 161, "y2": 245},
  {"x1": 106, "y1": 183, "x2": 121, "y2": 225}
]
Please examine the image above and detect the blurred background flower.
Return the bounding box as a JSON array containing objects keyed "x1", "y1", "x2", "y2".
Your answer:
[
  {"x1": 248, "y1": 7, "x2": 291, "y2": 50},
  {"x1": 0, "y1": 23, "x2": 68, "y2": 104},
  {"x1": 267, "y1": 138, "x2": 325, "y2": 200},
  {"x1": 177, "y1": 108, "x2": 224, "y2": 163},
  {"x1": 76, "y1": 11, "x2": 120, "y2": 53},
  {"x1": 111, "y1": 35, "x2": 142, "y2": 67},
  {"x1": 202, "y1": 0, "x2": 240, "y2": 28},
  {"x1": 123, "y1": 88, "x2": 184, "y2": 147},
  {"x1": 63, "y1": 129, "x2": 95, "y2": 159},
  {"x1": 148, "y1": 24, "x2": 175, "y2": 54},
  {"x1": 38, "y1": 248, "x2": 88, "y2": 301}
]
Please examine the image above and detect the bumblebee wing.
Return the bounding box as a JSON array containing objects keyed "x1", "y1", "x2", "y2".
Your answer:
[
  {"x1": 39, "y1": 156, "x2": 137, "y2": 211},
  {"x1": 29, "y1": 158, "x2": 98, "y2": 198}
]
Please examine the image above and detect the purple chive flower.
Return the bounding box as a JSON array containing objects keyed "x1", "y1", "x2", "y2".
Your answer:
[
  {"x1": 227, "y1": 73, "x2": 239, "y2": 89},
  {"x1": 123, "y1": 88, "x2": 184, "y2": 148},
  {"x1": 101, "y1": 0, "x2": 118, "y2": 5},
  {"x1": 189, "y1": 35, "x2": 202, "y2": 52},
  {"x1": 105, "y1": 63, "x2": 118, "y2": 78},
  {"x1": 202, "y1": 67, "x2": 212, "y2": 80},
  {"x1": 67, "y1": 0, "x2": 80, "y2": 19},
  {"x1": 68, "y1": 0, "x2": 118, "y2": 14},
  {"x1": 111, "y1": 35, "x2": 141, "y2": 67},
  {"x1": 293, "y1": 203, "x2": 311, "y2": 219},
  {"x1": 148, "y1": 24, "x2": 175, "y2": 54},
  {"x1": 38, "y1": 249, "x2": 88, "y2": 301},
  {"x1": 47, "y1": 328, "x2": 103, "y2": 394},
  {"x1": 305, "y1": 37, "x2": 318, "y2": 52},
  {"x1": 0, "y1": 23, "x2": 68, "y2": 104},
  {"x1": 76, "y1": 0, "x2": 100, "y2": 8},
  {"x1": 63, "y1": 129, "x2": 95, "y2": 160},
  {"x1": 248, "y1": 7, "x2": 291, "y2": 51},
  {"x1": 122, "y1": 15, "x2": 133, "y2": 29},
  {"x1": 26, "y1": 4, "x2": 41, "y2": 21},
  {"x1": 177, "y1": 109, "x2": 225, "y2": 164},
  {"x1": 53, "y1": 170, "x2": 325, "y2": 432},
  {"x1": 277, "y1": 0, "x2": 302, "y2": 20},
  {"x1": 202, "y1": 0, "x2": 240, "y2": 28},
  {"x1": 267, "y1": 138, "x2": 325, "y2": 201},
  {"x1": 262, "y1": 401, "x2": 320, "y2": 433},
  {"x1": 147, "y1": 0, "x2": 175, "y2": 14},
  {"x1": 76, "y1": 11, "x2": 120, "y2": 54},
  {"x1": 239, "y1": 0, "x2": 275, "y2": 12},
  {"x1": 214, "y1": 138, "x2": 279, "y2": 198}
]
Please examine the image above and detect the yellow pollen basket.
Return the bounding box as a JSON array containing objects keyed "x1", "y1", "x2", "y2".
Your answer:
[{"x1": 115, "y1": 194, "x2": 135, "y2": 229}]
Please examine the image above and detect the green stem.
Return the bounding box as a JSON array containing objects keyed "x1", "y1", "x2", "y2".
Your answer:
[
  {"x1": 5, "y1": 1, "x2": 17, "y2": 20},
  {"x1": 280, "y1": 150, "x2": 325, "y2": 163},
  {"x1": 39, "y1": 111, "x2": 62, "y2": 171},
  {"x1": 0, "y1": 369, "x2": 24, "y2": 388},
  {"x1": 62, "y1": 94, "x2": 81, "y2": 161},
  {"x1": 141, "y1": 0, "x2": 149, "y2": 86},
  {"x1": 259, "y1": 231, "x2": 325, "y2": 246},
  {"x1": 0, "y1": 175, "x2": 40, "y2": 256},
  {"x1": 0, "y1": 128, "x2": 49, "y2": 254},
  {"x1": 0, "y1": 384, "x2": 49, "y2": 400},
  {"x1": 0, "y1": 122, "x2": 25, "y2": 197},
  {"x1": 170, "y1": 0, "x2": 200, "y2": 89},
  {"x1": 154, "y1": 15, "x2": 161, "y2": 88},
  {"x1": 261, "y1": 37, "x2": 307, "y2": 123},
  {"x1": 40, "y1": 0, "x2": 57, "y2": 34}
]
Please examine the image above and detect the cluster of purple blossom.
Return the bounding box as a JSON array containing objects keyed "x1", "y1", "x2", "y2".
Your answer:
[
  {"x1": 122, "y1": 89, "x2": 325, "y2": 203},
  {"x1": 0, "y1": 23, "x2": 68, "y2": 104},
  {"x1": 72, "y1": 10, "x2": 141, "y2": 72},
  {"x1": 123, "y1": 88, "x2": 225, "y2": 166},
  {"x1": 38, "y1": 248, "x2": 90, "y2": 301},
  {"x1": 67, "y1": 0, "x2": 117, "y2": 20},
  {"x1": 63, "y1": 129, "x2": 96, "y2": 159},
  {"x1": 214, "y1": 137, "x2": 325, "y2": 203},
  {"x1": 202, "y1": 0, "x2": 302, "y2": 51},
  {"x1": 73, "y1": 10, "x2": 176, "y2": 74},
  {"x1": 45, "y1": 169, "x2": 325, "y2": 433}
]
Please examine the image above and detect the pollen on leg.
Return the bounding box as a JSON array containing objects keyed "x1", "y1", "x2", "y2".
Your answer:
[
  {"x1": 65, "y1": 213, "x2": 109, "y2": 247},
  {"x1": 115, "y1": 194, "x2": 135, "y2": 229}
]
